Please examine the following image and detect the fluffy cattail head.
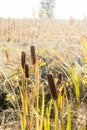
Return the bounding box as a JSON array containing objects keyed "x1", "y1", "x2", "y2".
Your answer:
[
  {"x1": 30, "y1": 46, "x2": 36, "y2": 65},
  {"x1": 47, "y1": 73, "x2": 58, "y2": 100},
  {"x1": 25, "y1": 64, "x2": 29, "y2": 78},
  {"x1": 21, "y1": 51, "x2": 26, "y2": 69}
]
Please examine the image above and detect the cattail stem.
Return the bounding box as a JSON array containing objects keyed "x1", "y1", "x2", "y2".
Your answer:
[{"x1": 22, "y1": 74, "x2": 25, "y2": 90}]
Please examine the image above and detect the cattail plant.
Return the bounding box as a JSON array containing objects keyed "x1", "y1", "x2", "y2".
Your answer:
[
  {"x1": 21, "y1": 51, "x2": 26, "y2": 69},
  {"x1": 20, "y1": 63, "x2": 30, "y2": 130},
  {"x1": 47, "y1": 73, "x2": 58, "y2": 129},
  {"x1": 47, "y1": 73, "x2": 63, "y2": 129},
  {"x1": 47, "y1": 73, "x2": 58, "y2": 100},
  {"x1": 57, "y1": 72, "x2": 64, "y2": 99},
  {"x1": 56, "y1": 72, "x2": 65, "y2": 125},
  {"x1": 30, "y1": 45, "x2": 36, "y2": 65}
]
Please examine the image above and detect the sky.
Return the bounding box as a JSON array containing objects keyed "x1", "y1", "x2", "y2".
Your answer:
[{"x1": 0, "y1": 0, "x2": 87, "y2": 19}]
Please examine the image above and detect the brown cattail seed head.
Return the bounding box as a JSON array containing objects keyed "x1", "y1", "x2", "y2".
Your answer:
[
  {"x1": 30, "y1": 46, "x2": 36, "y2": 65},
  {"x1": 25, "y1": 64, "x2": 29, "y2": 78},
  {"x1": 47, "y1": 73, "x2": 58, "y2": 100},
  {"x1": 21, "y1": 51, "x2": 26, "y2": 69},
  {"x1": 57, "y1": 72, "x2": 63, "y2": 85}
]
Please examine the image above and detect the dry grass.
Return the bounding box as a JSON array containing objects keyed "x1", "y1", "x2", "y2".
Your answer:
[{"x1": 0, "y1": 18, "x2": 87, "y2": 130}]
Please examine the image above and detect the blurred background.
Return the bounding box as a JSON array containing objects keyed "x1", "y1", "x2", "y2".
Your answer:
[{"x1": 0, "y1": 0, "x2": 87, "y2": 19}]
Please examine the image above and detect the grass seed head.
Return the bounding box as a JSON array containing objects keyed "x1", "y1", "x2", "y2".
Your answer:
[
  {"x1": 47, "y1": 73, "x2": 58, "y2": 100},
  {"x1": 25, "y1": 64, "x2": 29, "y2": 78},
  {"x1": 30, "y1": 46, "x2": 36, "y2": 65},
  {"x1": 21, "y1": 51, "x2": 26, "y2": 69}
]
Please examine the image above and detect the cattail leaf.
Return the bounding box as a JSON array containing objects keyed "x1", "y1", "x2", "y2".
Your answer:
[{"x1": 66, "y1": 98, "x2": 71, "y2": 130}]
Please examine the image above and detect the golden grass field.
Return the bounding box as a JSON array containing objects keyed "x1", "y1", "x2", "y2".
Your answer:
[{"x1": 0, "y1": 18, "x2": 87, "y2": 130}]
